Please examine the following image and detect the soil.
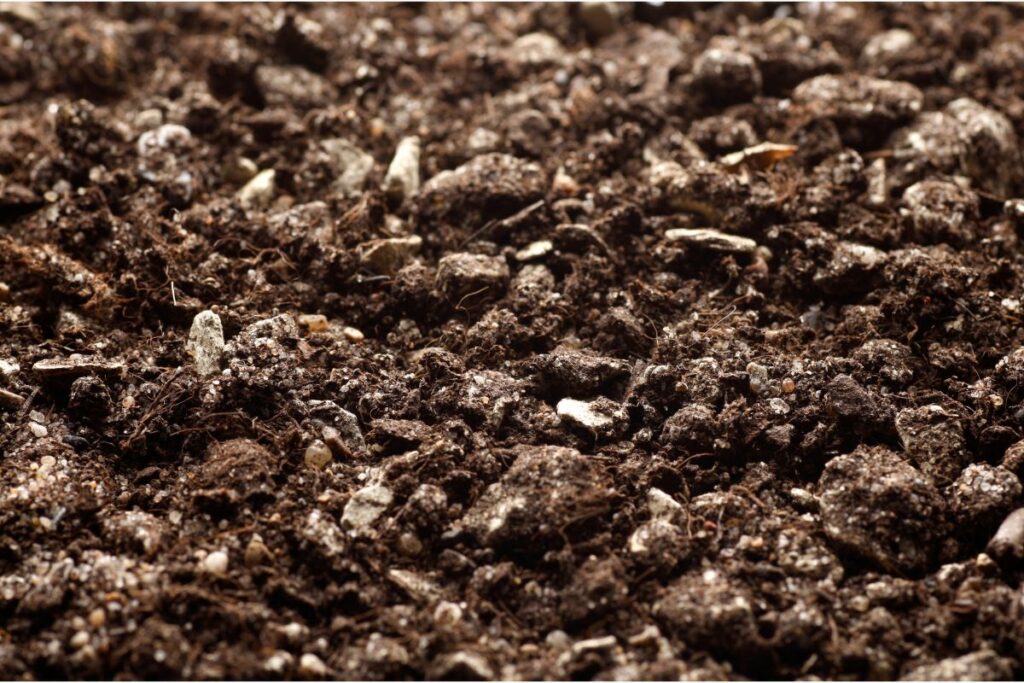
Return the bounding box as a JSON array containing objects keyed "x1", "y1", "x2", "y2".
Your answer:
[{"x1": 4, "y1": 2, "x2": 1024, "y2": 680}]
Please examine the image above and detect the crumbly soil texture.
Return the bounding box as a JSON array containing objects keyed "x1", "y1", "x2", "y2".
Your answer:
[{"x1": 6, "y1": 3, "x2": 1024, "y2": 680}]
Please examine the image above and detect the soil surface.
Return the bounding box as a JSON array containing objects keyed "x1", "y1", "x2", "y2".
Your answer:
[{"x1": 4, "y1": 2, "x2": 1024, "y2": 680}]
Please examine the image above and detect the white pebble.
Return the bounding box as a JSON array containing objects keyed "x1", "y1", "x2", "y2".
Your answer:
[
  {"x1": 341, "y1": 484, "x2": 393, "y2": 533},
  {"x1": 238, "y1": 168, "x2": 277, "y2": 207},
  {"x1": 647, "y1": 488, "x2": 682, "y2": 520},
  {"x1": 186, "y1": 310, "x2": 225, "y2": 376},
  {"x1": 299, "y1": 652, "x2": 329, "y2": 677},
  {"x1": 264, "y1": 651, "x2": 293, "y2": 673},
  {"x1": 383, "y1": 136, "x2": 421, "y2": 203},
  {"x1": 556, "y1": 398, "x2": 613, "y2": 430},
  {"x1": 202, "y1": 550, "x2": 229, "y2": 575}
]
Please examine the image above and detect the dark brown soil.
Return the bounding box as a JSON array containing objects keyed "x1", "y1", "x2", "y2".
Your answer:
[{"x1": 4, "y1": 2, "x2": 1024, "y2": 680}]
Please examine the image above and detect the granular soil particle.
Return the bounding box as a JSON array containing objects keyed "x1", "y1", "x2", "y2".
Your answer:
[{"x1": 4, "y1": 2, "x2": 1024, "y2": 680}]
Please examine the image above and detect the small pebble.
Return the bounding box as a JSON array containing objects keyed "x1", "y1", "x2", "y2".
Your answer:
[
  {"x1": 224, "y1": 156, "x2": 258, "y2": 184},
  {"x1": 297, "y1": 314, "x2": 329, "y2": 334},
  {"x1": 341, "y1": 484, "x2": 393, "y2": 533},
  {"x1": 342, "y1": 326, "x2": 365, "y2": 343},
  {"x1": 578, "y1": 1, "x2": 621, "y2": 38},
  {"x1": 557, "y1": 397, "x2": 614, "y2": 431},
  {"x1": 28, "y1": 422, "x2": 48, "y2": 438},
  {"x1": 397, "y1": 531, "x2": 423, "y2": 556},
  {"x1": 238, "y1": 168, "x2": 276, "y2": 207},
  {"x1": 299, "y1": 652, "x2": 329, "y2": 677},
  {"x1": 304, "y1": 440, "x2": 333, "y2": 469},
  {"x1": 88, "y1": 608, "x2": 106, "y2": 628},
  {"x1": 384, "y1": 135, "x2": 420, "y2": 203},
  {"x1": 186, "y1": 310, "x2": 225, "y2": 376},
  {"x1": 666, "y1": 227, "x2": 758, "y2": 254},
  {"x1": 244, "y1": 536, "x2": 273, "y2": 567},
  {"x1": 746, "y1": 362, "x2": 769, "y2": 394},
  {"x1": 647, "y1": 488, "x2": 682, "y2": 520},
  {"x1": 515, "y1": 240, "x2": 554, "y2": 262},
  {"x1": 264, "y1": 651, "x2": 293, "y2": 674},
  {"x1": 322, "y1": 138, "x2": 374, "y2": 197},
  {"x1": 467, "y1": 127, "x2": 501, "y2": 154},
  {"x1": 987, "y1": 507, "x2": 1024, "y2": 563},
  {"x1": 69, "y1": 630, "x2": 90, "y2": 650},
  {"x1": 202, "y1": 550, "x2": 229, "y2": 575}
]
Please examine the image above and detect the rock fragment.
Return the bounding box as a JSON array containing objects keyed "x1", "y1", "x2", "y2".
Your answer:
[
  {"x1": 987, "y1": 507, "x2": 1024, "y2": 564},
  {"x1": 556, "y1": 397, "x2": 626, "y2": 436},
  {"x1": 237, "y1": 168, "x2": 276, "y2": 208},
  {"x1": 514, "y1": 239, "x2": 553, "y2": 262},
  {"x1": 322, "y1": 138, "x2": 374, "y2": 197},
  {"x1": 298, "y1": 652, "x2": 330, "y2": 678},
  {"x1": 32, "y1": 355, "x2": 124, "y2": 378},
  {"x1": 341, "y1": 484, "x2": 393, "y2": 534},
  {"x1": 647, "y1": 488, "x2": 683, "y2": 521},
  {"x1": 224, "y1": 156, "x2": 258, "y2": 184},
  {"x1": 383, "y1": 135, "x2": 420, "y2": 203},
  {"x1": 186, "y1": 310, "x2": 225, "y2": 376},
  {"x1": 628, "y1": 518, "x2": 688, "y2": 569},
  {"x1": 578, "y1": 2, "x2": 621, "y2": 39},
  {"x1": 861, "y1": 29, "x2": 916, "y2": 71},
  {"x1": 818, "y1": 446, "x2": 947, "y2": 574},
  {"x1": 719, "y1": 142, "x2": 797, "y2": 171},
  {"x1": 665, "y1": 227, "x2": 757, "y2": 253},
  {"x1": 202, "y1": 550, "x2": 229, "y2": 575},
  {"x1": 304, "y1": 440, "x2": 332, "y2": 470},
  {"x1": 306, "y1": 400, "x2": 367, "y2": 459}
]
